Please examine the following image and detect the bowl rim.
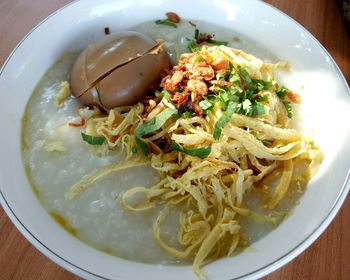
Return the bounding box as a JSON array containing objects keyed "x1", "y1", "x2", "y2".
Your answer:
[{"x1": 1, "y1": 0, "x2": 350, "y2": 279}]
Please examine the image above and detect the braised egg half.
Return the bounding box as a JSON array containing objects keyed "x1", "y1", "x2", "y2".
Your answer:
[{"x1": 70, "y1": 31, "x2": 170, "y2": 109}]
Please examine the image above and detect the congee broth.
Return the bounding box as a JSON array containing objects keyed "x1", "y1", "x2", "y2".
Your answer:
[{"x1": 22, "y1": 18, "x2": 322, "y2": 277}]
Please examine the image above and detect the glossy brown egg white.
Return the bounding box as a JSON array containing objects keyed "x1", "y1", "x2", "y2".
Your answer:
[{"x1": 70, "y1": 31, "x2": 170, "y2": 109}]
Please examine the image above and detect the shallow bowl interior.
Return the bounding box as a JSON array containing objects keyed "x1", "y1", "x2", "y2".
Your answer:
[{"x1": 0, "y1": 0, "x2": 350, "y2": 279}]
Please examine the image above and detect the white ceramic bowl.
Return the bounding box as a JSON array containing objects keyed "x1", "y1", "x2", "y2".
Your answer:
[{"x1": 1, "y1": 0, "x2": 350, "y2": 279}]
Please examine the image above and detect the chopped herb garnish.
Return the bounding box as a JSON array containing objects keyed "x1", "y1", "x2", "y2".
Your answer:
[
  {"x1": 194, "y1": 28, "x2": 200, "y2": 41},
  {"x1": 213, "y1": 87, "x2": 240, "y2": 111},
  {"x1": 194, "y1": 55, "x2": 204, "y2": 63},
  {"x1": 182, "y1": 111, "x2": 194, "y2": 119},
  {"x1": 206, "y1": 38, "x2": 228, "y2": 46},
  {"x1": 257, "y1": 94, "x2": 269, "y2": 102},
  {"x1": 241, "y1": 90, "x2": 247, "y2": 102},
  {"x1": 242, "y1": 99, "x2": 252, "y2": 111},
  {"x1": 189, "y1": 28, "x2": 228, "y2": 51},
  {"x1": 238, "y1": 66, "x2": 253, "y2": 89},
  {"x1": 229, "y1": 72, "x2": 240, "y2": 83},
  {"x1": 216, "y1": 71, "x2": 229, "y2": 81},
  {"x1": 171, "y1": 141, "x2": 211, "y2": 159},
  {"x1": 155, "y1": 19, "x2": 177, "y2": 28},
  {"x1": 276, "y1": 86, "x2": 293, "y2": 118},
  {"x1": 254, "y1": 80, "x2": 272, "y2": 91},
  {"x1": 262, "y1": 139, "x2": 272, "y2": 146},
  {"x1": 277, "y1": 86, "x2": 289, "y2": 98},
  {"x1": 199, "y1": 99, "x2": 213, "y2": 112},
  {"x1": 155, "y1": 91, "x2": 163, "y2": 98},
  {"x1": 187, "y1": 39, "x2": 199, "y2": 52},
  {"x1": 135, "y1": 108, "x2": 177, "y2": 155},
  {"x1": 131, "y1": 146, "x2": 137, "y2": 153},
  {"x1": 135, "y1": 137, "x2": 149, "y2": 156},
  {"x1": 156, "y1": 89, "x2": 170, "y2": 99},
  {"x1": 213, "y1": 101, "x2": 238, "y2": 140},
  {"x1": 222, "y1": 63, "x2": 240, "y2": 84},
  {"x1": 248, "y1": 101, "x2": 265, "y2": 116},
  {"x1": 217, "y1": 91, "x2": 230, "y2": 103},
  {"x1": 171, "y1": 113, "x2": 180, "y2": 121},
  {"x1": 283, "y1": 100, "x2": 293, "y2": 118},
  {"x1": 81, "y1": 133, "x2": 106, "y2": 145},
  {"x1": 136, "y1": 108, "x2": 176, "y2": 136},
  {"x1": 216, "y1": 88, "x2": 239, "y2": 103},
  {"x1": 161, "y1": 89, "x2": 172, "y2": 102}
]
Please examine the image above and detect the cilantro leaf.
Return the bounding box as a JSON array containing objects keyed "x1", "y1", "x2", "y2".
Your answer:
[
  {"x1": 199, "y1": 99, "x2": 212, "y2": 110},
  {"x1": 248, "y1": 101, "x2": 265, "y2": 116}
]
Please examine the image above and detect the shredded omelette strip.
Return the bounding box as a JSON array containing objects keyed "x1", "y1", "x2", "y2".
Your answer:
[{"x1": 67, "y1": 45, "x2": 323, "y2": 278}]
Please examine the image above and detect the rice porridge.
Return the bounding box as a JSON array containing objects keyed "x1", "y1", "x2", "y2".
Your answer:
[{"x1": 22, "y1": 19, "x2": 309, "y2": 266}]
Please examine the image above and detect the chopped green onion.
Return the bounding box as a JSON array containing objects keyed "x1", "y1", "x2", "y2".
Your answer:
[
  {"x1": 155, "y1": 19, "x2": 177, "y2": 28},
  {"x1": 207, "y1": 38, "x2": 228, "y2": 46},
  {"x1": 194, "y1": 29, "x2": 200, "y2": 41},
  {"x1": 277, "y1": 86, "x2": 289, "y2": 98},
  {"x1": 171, "y1": 141, "x2": 211, "y2": 159},
  {"x1": 161, "y1": 89, "x2": 170, "y2": 99},
  {"x1": 213, "y1": 101, "x2": 238, "y2": 140},
  {"x1": 135, "y1": 108, "x2": 177, "y2": 155},
  {"x1": 241, "y1": 90, "x2": 247, "y2": 102},
  {"x1": 81, "y1": 133, "x2": 106, "y2": 145},
  {"x1": 282, "y1": 100, "x2": 293, "y2": 118},
  {"x1": 131, "y1": 146, "x2": 137, "y2": 153},
  {"x1": 187, "y1": 39, "x2": 198, "y2": 52}
]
